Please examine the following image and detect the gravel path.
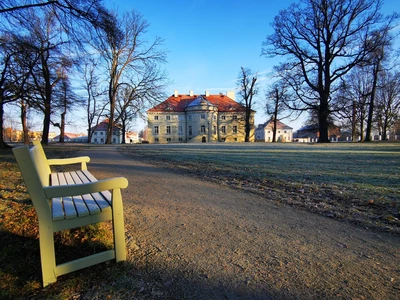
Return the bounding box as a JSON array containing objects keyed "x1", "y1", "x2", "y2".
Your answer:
[{"x1": 80, "y1": 146, "x2": 400, "y2": 299}]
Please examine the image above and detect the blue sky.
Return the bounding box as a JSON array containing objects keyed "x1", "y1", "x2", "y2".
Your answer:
[
  {"x1": 108, "y1": 0, "x2": 298, "y2": 127},
  {"x1": 108, "y1": 0, "x2": 399, "y2": 130}
]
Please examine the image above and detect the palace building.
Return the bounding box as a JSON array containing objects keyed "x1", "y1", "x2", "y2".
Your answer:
[{"x1": 146, "y1": 90, "x2": 255, "y2": 143}]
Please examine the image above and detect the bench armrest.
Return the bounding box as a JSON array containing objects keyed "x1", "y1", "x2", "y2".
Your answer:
[
  {"x1": 47, "y1": 156, "x2": 91, "y2": 170},
  {"x1": 43, "y1": 177, "x2": 128, "y2": 199}
]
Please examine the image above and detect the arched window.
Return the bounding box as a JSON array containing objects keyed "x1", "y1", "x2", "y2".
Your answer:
[{"x1": 201, "y1": 125, "x2": 206, "y2": 133}]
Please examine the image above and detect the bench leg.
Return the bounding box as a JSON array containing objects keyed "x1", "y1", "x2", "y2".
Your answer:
[
  {"x1": 112, "y1": 189, "x2": 126, "y2": 262},
  {"x1": 38, "y1": 221, "x2": 57, "y2": 287}
]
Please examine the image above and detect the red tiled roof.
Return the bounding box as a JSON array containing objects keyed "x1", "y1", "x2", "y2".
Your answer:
[
  {"x1": 92, "y1": 119, "x2": 121, "y2": 131},
  {"x1": 147, "y1": 94, "x2": 250, "y2": 113}
]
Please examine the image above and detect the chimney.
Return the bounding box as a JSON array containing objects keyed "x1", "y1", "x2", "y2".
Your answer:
[
  {"x1": 205, "y1": 90, "x2": 210, "y2": 97},
  {"x1": 189, "y1": 90, "x2": 193, "y2": 96},
  {"x1": 174, "y1": 89, "x2": 178, "y2": 97},
  {"x1": 226, "y1": 91, "x2": 235, "y2": 101}
]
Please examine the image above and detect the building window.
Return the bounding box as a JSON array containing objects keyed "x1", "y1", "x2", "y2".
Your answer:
[
  {"x1": 201, "y1": 125, "x2": 206, "y2": 133},
  {"x1": 189, "y1": 126, "x2": 192, "y2": 135},
  {"x1": 178, "y1": 125, "x2": 183, "y2": 134},
  {"x1": 221, "y1": 115, "x2": 226, "y2": 120},
  {"x1": 278, "y1": 131, "x2": 281, "y2": 133},
  {"x1": 100, "y1": 132, "x2": 103, "y2": 135},
  {"x1": 155, "y1": 138, "x2": 159, "y2": 142},
  {"x1": 232, "y1": 115, "x2": 237, "y2": 121},
  {"x1": 221, "y1": 126, "x2": 226, "y2": 134},
  {"x1": 154, "y1": 115, "x2": 159, "y2": 120},
  {"x1": 94, "y1": 132, "x2": 97, "y2": 135},
  {"x1": 100, "y1": 138, "x2": 104, "y2": 143},
  {"x1": 213, "y1": 126, "x2": 216, "y2": 135},
  {"x1": 179, "y1": 138, "x2": 183, "y2": 141},
  {"x1": 167, "y1": 138, "x2": 171, "y2": 142},
  {"x1": 166, "y1": 115, "x2": 171, "y2": 120},
  {"x1": 113, "y1": 138, "x2": 116, "y2": 143},
  {"x1": 234, "y1": 138, "x2": 237, "y2": 142},
  {"x1": 154, "y1": 126, "x2": 159, "y2": 134},
  {"x1": 188, "y1": 115, "x2": 192, "y2": 120},
  {"x1": 233, "y1": 126, "x2": 238, "y2": 134},
  {"x1": 94, "y1": 138, "x2": 97, "y2": 142},
  {"x1": 201, "y1": 114, "x2": 205, "y2": 119},
  {"x1": 284, "y1": 130, "x2": 287, "y2": 133},
  {"x1": 166, "y1": 126, "x2": 171, "y2": 134}
]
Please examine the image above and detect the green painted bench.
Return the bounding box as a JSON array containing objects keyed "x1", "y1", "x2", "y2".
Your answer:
[{"x1": 12, "y1": 141, "x2": 128, "y2": 287}]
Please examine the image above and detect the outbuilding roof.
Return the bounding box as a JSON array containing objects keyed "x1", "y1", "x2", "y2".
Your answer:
[{"x1": 257, "y1": 119, "x2": 293, "y2": 130}]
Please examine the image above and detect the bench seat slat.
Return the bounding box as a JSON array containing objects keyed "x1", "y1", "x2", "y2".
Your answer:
[
  {"x1": 63, "y1": 172, "x2": 90, "y2": 217},
  {"x1": 76, "y1": 171, "x2": 112, "y2": 210},
  {"x1": 70, "y1": 171, "x2": 102, "y2": 215},
  {"x1": 50, "y1": 170, "x2": 112, "y2": 220},
  {"x1": 81, "y1": 170, "x2": 112, "y2": 204},
  {"x1": 52, "y1": 173, "x2": 76, "y2": 219},
  {"x1": 51, "y1": 173, "x2": 65, "y2": 221}
]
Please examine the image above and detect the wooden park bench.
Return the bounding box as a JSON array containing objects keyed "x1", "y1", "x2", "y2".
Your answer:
[{"x1": 12, "y1": 141, "x2": 128, "y2": 287}]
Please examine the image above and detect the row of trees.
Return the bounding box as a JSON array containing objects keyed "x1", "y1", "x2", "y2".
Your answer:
[
  {"x1": 0, "y1": 0, "x2": 169, "y2": 148},
  {"x1": 238, "y1": 0, "x2": 399, "y2": 142}
]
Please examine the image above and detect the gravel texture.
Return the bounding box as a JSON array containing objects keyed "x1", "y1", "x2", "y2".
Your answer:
[{"x1": 80, "y1": 146, "x2": 400, "y2": 299}]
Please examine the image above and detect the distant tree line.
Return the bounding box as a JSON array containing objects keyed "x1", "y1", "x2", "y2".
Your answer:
[{"x1": 0, "y1": 0, "x2": 169, "y2": 148}]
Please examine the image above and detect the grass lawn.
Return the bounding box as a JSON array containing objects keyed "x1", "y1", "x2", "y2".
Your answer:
[{"x1": 120, "y1": 142, "x2": 400, "y2": 233}]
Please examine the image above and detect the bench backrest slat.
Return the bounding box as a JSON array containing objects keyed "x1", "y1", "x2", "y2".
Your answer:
[
  {"x1": 30, "y1": 141, "x2": 51, "y2": 186},
  {"x1": 12, "y1": 145, "x2": 52, "y2": 220}
]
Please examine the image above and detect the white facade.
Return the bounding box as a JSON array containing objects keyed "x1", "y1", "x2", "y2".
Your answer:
[{"x1": 255, "y1": 119, "x2": 293, "y2": 142}]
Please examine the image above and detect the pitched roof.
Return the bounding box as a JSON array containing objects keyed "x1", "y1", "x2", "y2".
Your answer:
[
  {"x1": 92, "y1": 119, "x2": 122, "y2": 131},
  {"x1": 147, "y1": 93, "x2": 251, "y2": 113},
  {"x1": 257, "y1": 119, "x2": 293, "y2": 130}
]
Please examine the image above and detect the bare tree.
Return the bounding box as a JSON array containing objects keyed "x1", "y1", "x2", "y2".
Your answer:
[
  {"x1": 52, "y1": 68, "x2": 82, "y2": 143},
  {"x1": 375, "y1": 70, "x2": 400, "y2": 140},
  {"x1": 237, "y1": 67, "x2": 258, "y2": 142},
  {"x1": 265, "y1": 81, "x2": 292, "y2": 142},
  {"x1": 336, "y1": 67, "x2": 373, "y2": 141},
  {"x1": 0, "y1": 33, "x2": 34, "y2": 148},
  {"x1": 92, "y1": 10, "x2": 167, "y2": 144},
  {"x1": 19, "y1": 9, "x2": 71, "y2": 145},
  {"x1": 83, "y1": 58, "x2": 107, "y2": 143},
  {"x1": 262, "y1": 0, "x2": 397, "y2": 143}
]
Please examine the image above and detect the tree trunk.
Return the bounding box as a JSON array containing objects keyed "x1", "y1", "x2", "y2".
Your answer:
[
  {"x1": 121, "y1": 118, "x2": 126, "y2": 144},
  {"x1": 21, "y1": 100, "x2": 30, "y2": 144},
  {"x1": 382, "y1": 118, "x2": 388, "y2": 141},
  {"x1": 41, "y1": 99, "x2": 51, "y2": 145},
  {"x1": 365, "y1": 59, "x2": 381, "y2": 142},
  {"x1": 0, "y1": 98, "x2": 10, "y2": 149},
  {"x1": 272, "y1": 89, "x2": 279, "y2": 142},
  {"x1": 59, "y1": 112, "x2": 66, "y2": 143},
  {"x1": 318, "y1": 96, "x2": 330, "y2": 143},
  {"x1": 245, "y1": 109, "x2": 251, "y2": 142},
  {"x1": 351, "y1": 101, "x2": 357, "y2": 141},
  {"x1": 106, "y1": 85, "x2": 116, "y2": 144}
]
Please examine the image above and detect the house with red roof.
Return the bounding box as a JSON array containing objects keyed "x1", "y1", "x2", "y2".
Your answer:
[
  {"x1": 90, "y1": 119, "x2": 123, "y2": 144},
  {"x1": 146, "y1": 90, "x2": 255, "y2": 143},
  {"x1": 255, "y1": 119, "x2": 293, "y2": 142}
]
